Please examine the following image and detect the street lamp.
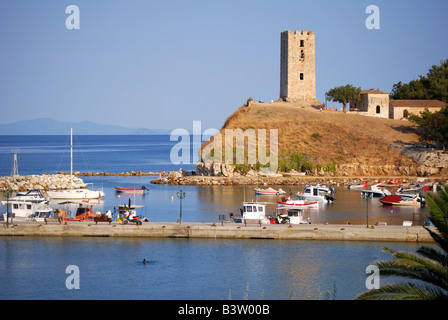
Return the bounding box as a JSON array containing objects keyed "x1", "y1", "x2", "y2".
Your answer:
[
  {"x1": 364, "y1": 192, "x2": 371, "y2": 228},
  {"x1": 176, "y1": 189, "x2": 186, "y2": 224}
]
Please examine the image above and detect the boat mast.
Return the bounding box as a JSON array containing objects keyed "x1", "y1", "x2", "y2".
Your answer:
[{"x1": 70, "y1": 126, "x2": 73, "y2": 190}]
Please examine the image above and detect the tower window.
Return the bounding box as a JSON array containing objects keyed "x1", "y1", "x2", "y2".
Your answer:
[
  {"x1": 376, "y1": 105, "x2": 381, "y2": 114},
  {"x1": 300, "y1": 73, "x2": 304, "y2": 80},
  {"x1": 300, "y1": 40, "x2": 304, "y2": 47}
]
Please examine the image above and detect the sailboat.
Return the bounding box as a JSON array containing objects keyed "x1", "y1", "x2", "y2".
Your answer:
[{"x1": 47, "y1": 127, "x2": 105, "y2": 200}]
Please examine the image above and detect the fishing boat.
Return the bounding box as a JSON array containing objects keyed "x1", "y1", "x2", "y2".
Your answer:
[
  {"x1": 361, "y1": 185, "x2": 391, "y2": 197},
  {"x1": 254, "y1": 187, "x2": 285, "y2": 195},
  {"x1": 0, "y1": 199, "x2": 51, "y2": 220},
  {"x1": 47, "y1": 127, "x2": 105, "y2": 200},
  {"x1": 388, "y1": 179, "x2": 403, "y2": 185},
  {"x1": 347, "y1": 181, "x2": 367, "y2": 189},
  {"x1": 240, "y1": 202, "x2": 271, "y2": 224},
  {"x1": 114, "y1": 186, "x2": 148, "y2": 194},
  {"x1": 11, "y1": 190, "x2": 50, "y2": 203},
  {"x1": 297, "y1": 185, "x2": 335, "y2": 203},
  {"x1": 275, "y1": 207, "x2": 309, "y2": 224},
  {"x1": 379, "y1": 195, "x2": 423, "y2": 207},
  {"x1": 277, "y1": 196, "x2": 318, "y2": 208}
]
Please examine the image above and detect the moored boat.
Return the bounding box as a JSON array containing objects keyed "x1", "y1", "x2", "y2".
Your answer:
[
  {"x1": 388, "y1": 179, "x2": 403, "y2": 185},
  {"x1": 46, "y1": 127, "x2": 105, "y2": 200},
  {"x1": 114, "y1": 186, "x2": 148, "y2": 194},
  {"x1": 240, "y1": 202, "x2": 271, "y2": 224},
  {"x1": 254, "y1": 187, "x2": 285, "y2": 195},
  {"x1": 275, "y1": 207, "x2": 309, "y2": 224},
  {"x1": 297, "y1": 185, "x2": 335, "y2": 203},
  {"x1": 379, "y1": 195, "x2": 423, "y2": 207},
  {"x1": 361, "y1": 185, "x2": 391, "y2": 197},
  {"x1": 277, "y1": 196, "x2": 318, "y2": 208}
]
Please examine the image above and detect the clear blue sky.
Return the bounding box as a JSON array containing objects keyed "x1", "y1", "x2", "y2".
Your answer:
[{"x1": 0, "y1": 0, "x2": 447, "y2": 131}]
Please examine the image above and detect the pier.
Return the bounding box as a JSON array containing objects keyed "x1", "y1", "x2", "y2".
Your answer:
[{"x1": 0, "y1": 221, "x2": 435, "y2": 243}]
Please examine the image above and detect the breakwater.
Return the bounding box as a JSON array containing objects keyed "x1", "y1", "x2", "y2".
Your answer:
[{"x1": 0, "y1": 221, "x2": 435, "y2": 243}]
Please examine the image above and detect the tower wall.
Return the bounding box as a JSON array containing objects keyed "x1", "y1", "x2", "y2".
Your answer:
[{"x1": 280, "y1": 30, "x2": 316, "y2": 101}]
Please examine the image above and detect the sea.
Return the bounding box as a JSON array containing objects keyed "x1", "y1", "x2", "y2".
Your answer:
[{"x1": 0, "y1": 135, "x2": 436, "y2": 301}]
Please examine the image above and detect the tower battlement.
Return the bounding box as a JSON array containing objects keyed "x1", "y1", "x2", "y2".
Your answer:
[{"x1": 280, "y1": 30, "x2": 316, "y2": 101}]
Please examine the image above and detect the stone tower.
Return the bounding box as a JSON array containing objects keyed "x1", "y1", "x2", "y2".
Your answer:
[{"x1": 280, "y1": 30, "x2": 316, "y2": 101}]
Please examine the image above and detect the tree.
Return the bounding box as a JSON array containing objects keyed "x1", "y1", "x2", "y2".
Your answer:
[
  {"x1": 391, "y1": 59, "x2": 448, "y2": 103},
  {"x1": 356, "y1": 184, "x2": 448, "y2": 300},
  {"x1": 326, "y1": 84, "x2": 361, "y2": 112},
  {"x1": 408, "y1": 106, "x2": 448, "y2": 151}
]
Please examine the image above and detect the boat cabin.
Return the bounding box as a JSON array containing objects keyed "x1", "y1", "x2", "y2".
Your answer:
[
  {"x1": 276, "y1": 207, "x2": 308, "y2": 224},
  {"x1": 242, "y1": 202, "x2": 266, "y2": 220}
]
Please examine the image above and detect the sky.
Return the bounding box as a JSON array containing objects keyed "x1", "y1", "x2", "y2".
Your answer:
[{"x1": 0, "y1": 0, "x2": 447, "y2": 132}]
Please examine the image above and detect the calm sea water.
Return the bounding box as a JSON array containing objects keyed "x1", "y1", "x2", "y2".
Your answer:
[
  {"x1": 0, "y1": 135, "x2": 434, "y2": 300},
  {"x1": 0, "y1": 237, "x2": 430, "y2": 300}
]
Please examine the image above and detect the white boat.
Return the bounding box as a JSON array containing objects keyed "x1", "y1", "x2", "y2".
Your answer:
[
  {"x1": 1, "y1": 199, "x2": 51, "y2": 220},
  {"x1": 361, "y1": 185, "x2": 391, "y2": 197},
  {"x1": 275, "y1": 207, "x2": 309, "y2": 224},
  {"x1": 277, "y1": 196, "x2": 318, "y2": 208},
  {"x1": 347, "y1": 181, "x2": 367, "y2": 189},
  {"x1": 379, "y1": 195, "x2": 423, "y2": 207},
  {"x1": 28, "y1": 208, "x2": 54, "y2": 222},
  {"x1": 254, "y1": 187, "x2": 285, "y2": 195},
  {"x1": 241, "y1": 202, "x2": 271, "y2": 224},
  {"x1": 47, "y1": 127, "x2": 105, "y2": 200},
  {"x1": 11, "y1": 190, "x2": 50, "y2": 203},
  {"x1": 296, "y1": 185, "x2": 335, "y2": 203}
]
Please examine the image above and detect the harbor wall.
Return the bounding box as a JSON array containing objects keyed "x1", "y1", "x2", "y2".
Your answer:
[{"x1": 0, "y1": 222, "x2": 435, "y2": 243}]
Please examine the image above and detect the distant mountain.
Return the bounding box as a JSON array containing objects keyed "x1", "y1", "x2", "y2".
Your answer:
[{"x1": 0, "y1": 118, "x2": 172, "y2": 135}]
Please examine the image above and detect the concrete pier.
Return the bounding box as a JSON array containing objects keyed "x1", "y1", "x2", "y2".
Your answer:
[{"x1": 0, "y1": 221, "x2": 435, "y2": 243}]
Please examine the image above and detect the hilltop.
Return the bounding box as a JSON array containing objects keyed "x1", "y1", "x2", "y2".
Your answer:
[{"x1": 198, "y1": 100, "x2": 447, "y2": 177}]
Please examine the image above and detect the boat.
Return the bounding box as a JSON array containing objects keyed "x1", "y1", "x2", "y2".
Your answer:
[
  {"x1": 11, "y1": 190, "x2": 50, "y2": 203},
  {"x1": 347, "y1": 181, "x2": 367, "y2": 189},
  {"x1": 361, "y1": 185, "x2": 391, "y2": 197},
  {"x1": 275, "y1": 207, "x2": 309, "y2": 224},
  {"x1": 115, "y1": 186, "x2": 148, "y2": 194},
  {"x1": 277, "y1": 196, "x2": 318, "y2": 208},
  {"x1": 254, "y1": 187, "x2": 285, "y2": 195},
  {"x1": 0, "y1": 199, "x2": 51, "y2": 220},
  {"x1": 388, "y1": 179, "x2": 403, "y2": 185},
  {"x1": 28, "y1": 208, "x2": 54, "y2": 222},
  {"x1": 240, "y1": 202, "x2": 271, "y2": 224},
  {"x1": 46, "y1": 127, "x2": 105, "y2": 200},
  {"x1": 117, "y1": 204, "x2": 147, "y2": 224},
  {"x1": 379, "y1": 195, "x2": 423, "y2": 207},
  {"x1": 296, "y1": 185, "x2": 335, "y2": 203}
]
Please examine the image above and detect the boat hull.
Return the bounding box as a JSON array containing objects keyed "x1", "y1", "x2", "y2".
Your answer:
[
  {"x1": 114, "y1": 187, "x2": 145, "y2": 194},
  {"x1": 47, "y1": 189, "x2": 105, "y2": 200}
]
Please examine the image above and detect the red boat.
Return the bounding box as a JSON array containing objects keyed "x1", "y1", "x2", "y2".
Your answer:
[
  {"x1": 379, "y1": 195, "x2": 421, "y2": 207},
  {"x1": 114, "y1": 186, "x2": 148, "y2": 194},
  {"x1": 388, "y1": 179, "x2": 403, "y2": 185}
]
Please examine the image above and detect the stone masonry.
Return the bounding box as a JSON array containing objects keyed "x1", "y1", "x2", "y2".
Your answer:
[{"x1": 280, "y1": 30, "x2": 316, "y2": 101}]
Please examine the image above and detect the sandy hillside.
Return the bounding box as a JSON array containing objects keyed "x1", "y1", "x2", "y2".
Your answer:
[{"x1": 204, "y1": 100, "x2": 422, "y2": 171}]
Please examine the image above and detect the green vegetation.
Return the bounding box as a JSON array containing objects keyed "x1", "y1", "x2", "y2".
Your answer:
[
  {"x1": 278, "y1": 151, "x2": 340, "y2": 175},
  {"x1": 391, "y1": 59, "x2": 448, "y2": 103},
  {"x1": 356, "y1": 184, "x2": 448, "y2": 300},
  {"x1": 408, "y1": 106, "x2": 448, "y2": 151},
  {"x1": 326, "y1": 84, "x2": 361, "y2": 112}
]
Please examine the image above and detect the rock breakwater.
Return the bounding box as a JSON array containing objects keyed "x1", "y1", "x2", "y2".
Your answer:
[{"x1": 0, "y1": 174, "x2": 86, "y2": 192}]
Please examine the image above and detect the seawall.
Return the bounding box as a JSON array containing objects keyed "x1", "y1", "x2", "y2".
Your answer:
[{"x1": 0, "y1": 221, "x2": 435, "y2": 243}]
